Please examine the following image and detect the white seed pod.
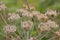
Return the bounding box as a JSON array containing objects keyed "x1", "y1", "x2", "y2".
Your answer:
[
  {"x1": 3, "y1": 25, "x2": 17, "y2": 33},
  {"x1": 38, "y1": 22, "x2": 51, "y2": 31},
  {"x1": 21, "y1": 20, "x2": 33, "y2": 31},
  {"x1": 46, "y1": 20, "x2": 59, "y2": 29},
  {"x1": 45, "y1": 9, "x2": 57, "y2": 17},
  {"x1": 8, "y1": 13, "x2": 20, "y2": 20}
]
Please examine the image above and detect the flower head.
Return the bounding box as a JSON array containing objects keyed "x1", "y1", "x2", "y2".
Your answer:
[
  {"x1": 32, "y1": 11, "x2": 40, "y2": 16},
  {"x1": 16, "y1": 8, "x2": 27, "y2": 13},
  {"x1": 22, "y1": 11, "x2": 33, "y2": 18},
  {"x1": 32, "y1": 11, "x2": 48, "y2": 21},
  {"x1": 38, "y1": 22, "x2": 51, "y2": 31},
  {"x1": 21, "y1": 20, "x2": 33, "y2": 31},
  {"x1": 3, "y1": 25, "x2": 17, "y2": 33},
  {"x1": 8, "y1": 13, "x2": 20, "y2": 20},
  {"x1": 45, "y1": 9, "x2": 57, "y2": 17},
  {"x1": 0, "y1": 2, "x2": 7, "y2": 10},
  {"x1": 46, "y1": 20, "x2": 59, "y2": 29},
  {"x1": 55, "y1": 30, "x2": 60, "y2": 37},
  {"x1": 17, "y1": 8, "x2": 33, "y2": 18}
]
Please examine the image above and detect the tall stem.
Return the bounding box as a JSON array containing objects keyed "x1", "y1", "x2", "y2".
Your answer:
[
  {"x1": 0, "y1": 14, "x2": 8, "y2": 25},
  {"x1": 26, "y1": 31, "x2": 29, "y2": 40},
  {"x1": 24, "y1": 0, "x2": 30, "y2": 11},
  {"x1": 48, "y1": 36, "x2": 56, "y2": 40},
  {"x1": 39, "y1": 31, "x2": 50, "y2": 40}
]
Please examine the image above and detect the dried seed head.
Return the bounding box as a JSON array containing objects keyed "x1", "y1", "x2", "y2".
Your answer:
[
  {"x1": 37, "y1": 14, "x2": 48, "y2": 21},
  {"x1": 32, "y1": 11, "x2": 48, "y2": 21},
  {"x1": 22, "y1": 11, "x2": 33, "y2": 18},
  {"x1": 38, "y1": 22, "x2": 51, "y2": 31},
  {"x1": 17, "y1": 8, "x2": 33, "y2": 18},
  {"x1": 16, "y1": 8, "x2": 27, "y2": 13},
  {"x1": 32, "y1": 11, "x2": 40, "y2": 16},
  {"x1": 45, "y1": 9, "x2": 57, "y2": 17},
  {"x1": 3, "y1": 25, "x2": 17, "y2": 33},
  {"x1": 8, "y1": 13, "x2": 20, "y2": 20},
  {"x1": 0, "y1": 3, "x2": 7, "y2": 10},
  {"x1": 21, "y1": 20, "x2": 33, "y2": 31},
  {"x1": 46, "y1": 20, "x2": 59, "y2": 29},
  {"x1": 55, "y1": 30, "x2": 60, "y2": 37}
]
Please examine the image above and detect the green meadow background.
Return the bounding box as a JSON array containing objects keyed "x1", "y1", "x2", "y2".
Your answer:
[{"x1": 1, "y1": 0, "x2": 60, "y2": 12}]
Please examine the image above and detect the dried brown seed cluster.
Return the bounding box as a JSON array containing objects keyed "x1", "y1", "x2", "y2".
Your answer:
[
  {"x1": 21, "y1": 20, "x2": 33, "y2": 31},
  {"x1": 46, "y1": 20, "x2": 59, "y2": 28},
  {"x1": 55, "y1": 30, "x2": 60, "y2": 37},
  {"x1": 3, "y1": 25, "x2": 17, "y2": 33},
  {"x1": 38, "y1": 22, "x2": 51, "y2": 31},
  {"x1": 8, "y1": 13, "x2": 20, "y2": 20},
  {"x1": 45, "y1": 9, "x2": 57, "y2": 17},
  {"x1": 38, "y1": 20, "x2": 59, "y2": 31}
]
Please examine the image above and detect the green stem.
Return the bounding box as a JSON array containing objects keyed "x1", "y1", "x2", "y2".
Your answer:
[
  {"x1": 39, "y1": 31, "x2": 50, "y2": 40},
  {"x1": 26, "y1": 31, "x2": 29, "y2": 40},
  {"x1": 0, "y1": 14, "x2": 8, "y2": 25},
  {"x1": 14, "y1": 32, "x2": 21, "y2": 40},
  {"x1": 48, "y1": 36, "x2": 56, "y2": 40},
  {"x1": 25, "y1": 0, "x2": 30, "y2": 11}
]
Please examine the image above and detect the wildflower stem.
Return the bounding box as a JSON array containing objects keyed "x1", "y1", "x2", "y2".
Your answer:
[
  {"x1": 25, "y1": 0, "x2": 30, "y2": 11},
  {"x1": 14, "y1": 32, "x2": 21, "y2": 40},
  {"x1": 39, "y1": 31, "x2": 50, "y2": 40},
  {"x1": 10, "y1": 35, "x2": 14, "y2": 39},
  {"x1": 4, "y1": 34, "x2": 11, "y2": 40},
  {"x1": 48, "y1": 36, "x2": 56, "y2": 40},
  {"x1": 23, "y1": 31, "x2": 26, "y2": 40},
  {"x1": 0, "y1": 32, "x2": 4, "y2": 36},
  {"x1": 38, "y1": 32, "x2": 42, "y2": 40},
  {"x1": 26, "y1": 31, "x2": 29, "y2": 40},
  {"x1": 0, "y1": 14, "x2": 8, "y2": 25}
]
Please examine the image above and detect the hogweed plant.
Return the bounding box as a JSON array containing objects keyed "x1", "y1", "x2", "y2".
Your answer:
[{"x1": 0, "y1": 1, "x2": 60, "y2": 40}]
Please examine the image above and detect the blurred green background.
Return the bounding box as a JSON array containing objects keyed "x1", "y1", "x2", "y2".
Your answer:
[{"x1": 1, "y1": 0, "x2": 60, "y2": 12}]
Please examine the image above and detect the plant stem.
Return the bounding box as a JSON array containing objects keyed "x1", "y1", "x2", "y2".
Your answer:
[
  {"x1": 39, "y1": 31, "x2": 50, "y2": 40},
  {"x1": 0, "y1": 14, "x2": 8, "y2": 25},
  {"x1": 48, "y1": 36, "x2": 56, "y2": 40},
  {"x1": 26, "y1": 31, "x2": 29, "y2": 40},
  {"x1": 14, "y1": 32, "x2": 21, "y2": 40},
  {"x1": 25, "y1": 0, "x2": 30, "y2": 11}
]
